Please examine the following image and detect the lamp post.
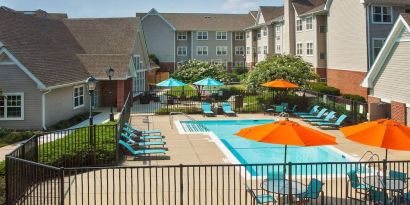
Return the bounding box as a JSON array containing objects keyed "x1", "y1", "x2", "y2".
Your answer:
[
  {"x1": 105, "y1": 67, "x2": 115, "y2": 121},
  {"x1": 86, "y1": 76, "x2": 97, "y2": 125}
]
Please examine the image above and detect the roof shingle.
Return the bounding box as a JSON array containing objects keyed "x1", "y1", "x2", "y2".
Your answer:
[
  {"x1": 292, "y1": 0, "x2": 327, "y2": 16},
  {"x1": 259, "y1": 6, "x2": 284, "y2": 23}
]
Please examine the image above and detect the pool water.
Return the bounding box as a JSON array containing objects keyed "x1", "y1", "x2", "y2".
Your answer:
[{"x1": 181, "y1": 119, "x2": 353, "y2": 176}]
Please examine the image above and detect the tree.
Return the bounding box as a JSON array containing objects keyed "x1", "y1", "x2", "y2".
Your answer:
[
  {"x1": 149, "y1": 54, "x2": 160, "y2": 65},
  {"x1": 171, "y1": 60, "x2": 229, "y2": 83},
  {"x1": 243, "y1": 55, "x2": 318, "y2": 92}
]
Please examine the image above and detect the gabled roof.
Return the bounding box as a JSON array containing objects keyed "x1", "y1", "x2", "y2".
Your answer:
[
  {"x1": 292, "y1": 0, "x2": 327, "y2": 16},
  {"x1": 137, "y1": 9, "x2": 255, "y2": 31},
  {"x1": 249, "y1": 11, "x2": 258, "y2": 20},
  {"x1": 77, "y1": 54, "x2": 131, "y2": 79},
  {"x1": 0, "y1": 8, "x2": 88, "y2": 88},
  {"x1": 362, "y1": 14, "x2": 410, "y2": 88},
  {"x1": 259, "y1": 6, "x2": 284, "y2": 23}
]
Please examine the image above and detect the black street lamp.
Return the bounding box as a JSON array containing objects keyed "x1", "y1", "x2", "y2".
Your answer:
[
  {"x1": 86, "y1": 76, "x2": 97, "y2": 125},
  {"x1": 105, "y1": 66, "x2": 115, "y2": 121}
]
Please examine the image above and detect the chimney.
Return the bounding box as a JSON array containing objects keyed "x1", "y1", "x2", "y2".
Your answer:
[{"x1": 283, "y1": 0, "x2": 296, "y2": 55}]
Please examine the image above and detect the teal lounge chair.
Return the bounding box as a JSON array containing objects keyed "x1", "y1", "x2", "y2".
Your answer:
[
  {"x1": 118, "y1": 140, "x2": 166, "y2": 156},
  {"x1": 274, "y1": 105, "x2": 285, "y2": 113},
  {"x1": 294, "y1": 105, "x2": 319, "y2": 115},
  {"x1": 300, "y1": 108, "x2": 328, "y2": 119},
  {"x1": 121, "y1": 133, "x2": 165, "y2": 147},
  {"x1": 124, "y1": 122, "x2": 162, "y2": 135},
  {"x1": 306, "y1": 111, "x2": 336, "y2": 123},
  {"x1": 346, "y1": 170, "x2": 369, "y2": 200},
  {"x1": 316, "y1": 115, "x2": 348, "y2": 128},
  {"x1": 122, "y1": 127, "x2": 164, "y2": 140},
  {"x1": 288, "y1": 105, "x2": 297, "y2": 113},
  {"x1": 222, "y1": 102, "x2": 236, "y2": 116},
  {"x1": 388, "y1": 170, "x2": 407, "y2": 182},
  {"x1": 368, "y1": 188, "x2": 393, "y2": 204},
  {"x1": 201, "y1": 103, "x2": 215, "y2": 116},
  {"x1": 296, "y1": 178, "x2": 324, "y2": 202},
  {"x1": 245, "y1": 185, "x2": 276, "y2": 204},
  {"x1": 404, "y1": 192, "x2": 410, "y2": 202}
]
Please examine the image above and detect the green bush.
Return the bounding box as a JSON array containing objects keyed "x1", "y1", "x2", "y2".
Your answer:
[
  {"x1": 149, "y1": 54, "x2": 160, "y2": 65},
  {"x1": 308, "y1": 82, "x2": 341, "y2": 96},
  {"x1": 342, "y1": 94, "x2": 366, "y2": 103},
  {"x1": 0, "y1": 128, "x2": 39, "y2": 148},
  {"x1": 171, "y1": 60, "x2": 229, "y2": 83},
  {"x1": 155, "y1": 107, "x2": 202, "y2": 115}
]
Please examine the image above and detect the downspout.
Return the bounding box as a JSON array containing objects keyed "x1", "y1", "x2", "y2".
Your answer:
[
  {"x1": 41, "y1": 89, "x2": 51, "y2": 130},
  {"x1": 366, "y1": 3, "x2": 371, "y2": 71}
]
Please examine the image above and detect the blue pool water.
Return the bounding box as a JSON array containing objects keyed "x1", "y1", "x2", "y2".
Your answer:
[{"x1": 181, "y1": 119, "x2": 353, "y2": 176}]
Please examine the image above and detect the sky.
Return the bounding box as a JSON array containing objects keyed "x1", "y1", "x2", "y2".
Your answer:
[{"x1": 1, "y1": 0, "x2": 283, "y2": 18}]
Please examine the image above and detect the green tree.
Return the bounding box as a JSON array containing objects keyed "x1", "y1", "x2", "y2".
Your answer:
[
  {"x1": 149, "y1": 54, "x2": 160, "y2": 65},
  {"x1": 171, "y1": 60, "x2": 229, "y2": 83},
  {"x1": 243, "y1": 55, "x2": 318, "y2": 91}
]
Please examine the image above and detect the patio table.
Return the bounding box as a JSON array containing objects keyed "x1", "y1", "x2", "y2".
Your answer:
[{"x1": 262, "y1": 179, "x2": 306, "y2": 204}]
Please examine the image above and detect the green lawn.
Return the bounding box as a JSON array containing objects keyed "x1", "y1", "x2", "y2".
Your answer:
[{"x1": 166, "y1": 85, "x2": 197, "y2": 97}]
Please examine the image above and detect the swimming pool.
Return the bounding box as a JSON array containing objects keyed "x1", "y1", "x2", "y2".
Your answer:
[{"x1": 180, "y1": 119, "x2": 353, "y2": 176}]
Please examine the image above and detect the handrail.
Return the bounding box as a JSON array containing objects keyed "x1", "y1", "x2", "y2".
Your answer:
[
  {"x1": 359, "y1": 151, "x2": 381, "y2": 172},
  {"x1": 169, "y1": 112, "x2": 208, "y2": 131},
  {"x1": 359, "y1": 151, "x2": 375, "y2": 162}
]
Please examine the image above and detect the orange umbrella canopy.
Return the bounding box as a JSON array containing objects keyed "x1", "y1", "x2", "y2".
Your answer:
[
  {"x1": 340, "y1": 119, "x2": 410, "y2": 152},
  {"x1": 261, "y1": 79, "x2": 299, "y2": 88},
  {"x1": 235, "y1": 120, "x2": 337, "y2": 147}
]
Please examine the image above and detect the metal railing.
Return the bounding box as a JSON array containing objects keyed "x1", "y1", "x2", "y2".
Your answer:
[{"x1": 169, "y1": 112, "x2": 208, "y2": 132}]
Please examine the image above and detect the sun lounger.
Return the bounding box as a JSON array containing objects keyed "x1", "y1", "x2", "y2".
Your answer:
[
  {"x1": 201, "y1": 103, "x2": 215, "y2": 116},
  {"x1": 222, "y1": 102, "x2": 236, "y2": 116},
  {"x1": 316, "y1": 115, "x2": 348, "y2": 128},
  {"x1": 122, "y1": 127, "x2": 164, "y2": 140},
  {"x1": 124, "y1": 122, "x2": 162, "y2": 135},
  {"x1": 306, "y1": 111, "x2": 336, "y2": 123},
  {"x1": 294, "y1": 105, "x2": 319, "y2": 116},
  {"x1": 121, "y1": 133, "x2": 166, "y2": 147},
  {"x1": 118, "y1": 140, "x2": 166, "y2": 156},
  {"x1": 299, "y1": 108, "x2": 328, "y2": 119}
]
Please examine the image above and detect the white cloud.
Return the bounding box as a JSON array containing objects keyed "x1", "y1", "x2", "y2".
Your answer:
[{"x1": 221, "y1": 0, "x2": 259, "y2": 12}]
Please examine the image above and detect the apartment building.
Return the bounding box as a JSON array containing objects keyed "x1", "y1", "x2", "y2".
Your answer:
[{"x1": 137, "y1": 9, "x2": 254, "y2": 72}]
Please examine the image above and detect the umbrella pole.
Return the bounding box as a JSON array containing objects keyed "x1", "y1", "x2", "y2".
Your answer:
[{"x1": 385, "y1": 148, "x2": 388, "y2": 161}]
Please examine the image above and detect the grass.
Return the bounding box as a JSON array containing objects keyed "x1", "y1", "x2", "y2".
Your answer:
[{"x1": 166, "y1": 85, "x2": 197, "y2": 97}]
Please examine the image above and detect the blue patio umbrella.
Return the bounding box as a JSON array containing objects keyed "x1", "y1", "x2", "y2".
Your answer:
[
  {"x1": 156, "y1": 78, "x2": 187, "y2": 87},
  {"x1": 193, "y1": 77, "x2": 223, "y2": 86}
]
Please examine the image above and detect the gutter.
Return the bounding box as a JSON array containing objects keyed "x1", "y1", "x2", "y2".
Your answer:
[{"x1": 41, "y1": 89, "x2": 52, "y2": 130}]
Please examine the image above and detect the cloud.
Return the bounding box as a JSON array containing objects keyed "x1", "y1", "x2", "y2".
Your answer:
[{"x1": 221, "y1": 0, "x2": 259, "y2": 12}]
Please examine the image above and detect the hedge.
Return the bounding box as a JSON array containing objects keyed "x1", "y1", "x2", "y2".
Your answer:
[
  {"x1": 155, "y1": 107, "x2": 202, "y2": 115},
  {"x1": 308, "y1": 82, "x2": 341, "y2": 96}
]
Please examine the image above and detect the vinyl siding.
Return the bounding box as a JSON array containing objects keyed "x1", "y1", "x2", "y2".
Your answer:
[
  {"x1": 140, "y1": 15, "x2": 175, "y2": 62},
  {"x1": 327, "y1": 0, "x2": 368, "y2": 72},
  {"x1": 257, "y1": 27, "x2": 270, "y2": 62},
  {"x1": 192, "y1": 31, "x2": 232, "y2": 65},
  {"x1": 372, "y1": 41, "x2": 410, "y2": 104},
  {"x1": 175, "y1": 31, "x2": 192, "y2": 63},
  {"x1": 245, "y1": 30, "x2": 256, "y2": 65},
  {"x1": 232, "y1": 32, "x2": 246, "y2": 65},
  {"x1": 0, "y1": 64, "x2": 42, "y2": 130},
  {"x1": 316, "y1": 15, "x2": 327, "y2": 68},
  {"x1": 295, "y1": 15, "x2": 317, "y2": 67}
]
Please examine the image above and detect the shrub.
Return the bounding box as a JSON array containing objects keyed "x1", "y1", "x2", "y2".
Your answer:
[
  {"x1": 308, "y1": 82, "x2": 340, "y2": 96},
  {"x1": 155, "y1": 107, "x2": 202, "y2": 115},
  {"x1": 342, "y1": 94, "x2": 366, "y2": 103},
  {"x1": 0, "y1": 128, "x2": 39, "y2": 148},
  {"x1": 171, "y1": 60, "x2": 229, "y2": 83}
]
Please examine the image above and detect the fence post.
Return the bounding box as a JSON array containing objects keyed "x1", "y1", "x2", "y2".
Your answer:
[
  {"x1": 5, "y1": 156, "x2": 9, "y2": 205},
  {"x1": 115, "y1": 123, "x2": 120, "y2": 163},
  {"x1": 288, "y1": 162, "x2": 293, "y2": 205},
  {"x1": 60, "y1": 167, "x2": 65, "y2": 205},
  {"x1": 179, "y1": 164, "x2": 184, "y2": 205},
  {"x1": 382, "y1": 160, "x2": 387, "y2": 205}
]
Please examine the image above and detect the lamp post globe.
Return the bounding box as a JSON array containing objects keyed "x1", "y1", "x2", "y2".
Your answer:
[
  {"x1": 86, "y1": 76, "x2": 97, "y2": 125},
  {"x1": 105, "y1": 66, "x2": 115, "y2": 121}
]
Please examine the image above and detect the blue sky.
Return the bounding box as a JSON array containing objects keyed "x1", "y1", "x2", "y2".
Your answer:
[{"x1": 1, "y1": 0, "x2": 283, "y2": 18}]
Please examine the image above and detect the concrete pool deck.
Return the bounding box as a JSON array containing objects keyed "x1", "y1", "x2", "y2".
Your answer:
[{"x1": 124, "y1": 113, "x2": 410, "y2": 167}]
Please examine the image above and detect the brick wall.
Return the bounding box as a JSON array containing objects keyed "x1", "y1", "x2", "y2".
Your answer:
[
  {"x1": 115, "y1": 79, "x2": 133, "y2": 112},
  {"x1": 316, "y1": 68, "x2": 327, "y2": 80},
  {"x1": 391, "y1": 101, "x2": 407, "y2": 125},
  {"x1": 159, "y1": 62, "x2": 175, "y2": 72},
  {"x1": 327, "y1": 69, "x2": 368, "y2": 97},
  {"x1": 100, "y1": 81, "x2": 117, "y2": 107}
]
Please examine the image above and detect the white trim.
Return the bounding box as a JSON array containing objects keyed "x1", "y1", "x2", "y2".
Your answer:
[
  {"x1": 0, "y1": 92, "x2": 25, "y2": 121},
  {"x1": 296, "y1": 19, "x2": 303, "y2": 32},
  {"x1": 324, "y1": 0, "x2": 333, "y2": 11},
  {"x1": 196, "y1": 31, "x2": 208, "y2": 40},
  {"x1": 196, "y1": 46, "x2": 208, "y2": 56},
  {"x1": 73, "y1": 85, "x2": 85, "y2": 109},
  {"x1": 234, "y1": 46, "x2": 245, "y2": 56},
  {"x1": 371, "y1": 38, "x2": 386, "y2": 62},
  {"x1": 0, "y1": 46, "x2": 46, "y2": 89},
  {"x1": 234, "y1": 32, "x2": 245, "y2": 40},
  {"x1": 305, "y1": 16, "x2": 314, "y2": 31},
  {"x1": 296, "y1": 42, "x2": 303, "y2": 56},
  {"x1": 176, "y1": 46, "x2": 188, "y2": 56},
  {"x1": 371, "y1": 5, "x2": 393, "y2": 25},
  {"x1": 173, "y1": 31, "x2": 176, "y2": 72},
  {"x1": 215, "y1": 31, "x2": 228, "y2": 41},
  {"x1": 41, "y1": 89, "x2": 51, "y2": 130},
  {"x1": 176, "y1": 31, "x2": 187, "y2": 41},
  {"x1": 142, "y1": 8, "x2": 176, "y2": 31},
  {"x1": 306, "y1": 41, "x2": 314, "y2": 56},
  {"x1": 216, "y1": 46, "x2": 228, "y2": 56}
]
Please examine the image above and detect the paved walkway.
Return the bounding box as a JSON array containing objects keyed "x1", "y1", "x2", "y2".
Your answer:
[{"x1": 0, "y1": 110, "x2": 119, "y2": 160}]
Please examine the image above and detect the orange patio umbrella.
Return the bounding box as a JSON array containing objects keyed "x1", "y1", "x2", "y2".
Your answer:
[
  {"x1": 261, "y1": 79, "x2": 299, "y2": 89},
  {"x1": 340, "y1": 119, "x2": 410, "y2": 160},
  {"x1": 235, "y1": 119, "x2": 337, "y2": 164}
]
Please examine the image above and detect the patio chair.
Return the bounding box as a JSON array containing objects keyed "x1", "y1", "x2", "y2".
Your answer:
[
  {"x1": 201, "y1": 103, "x2": 215, "y2": 117},
  {"x1": 245, "y1": 184, "x2": 276, "y2": 204},
  {"x1": 299, "y1": 108, "x2": 328, "y2": 119},
  {"x1": 122, "y1": 127, "x2": 164, "y2": 140},
  {"x1": 294, "y1": 105, "x2": 319, "y2": 116},
  {"x1": 277, "y1": 103, "x2": 288, "y2": 111},
  {"x1": 404, "y1": 192, "x2": 410, "y2": 202},
  {"x1": 346, "y1": 170, "x2": 369, "y2": 200},
  {"x1": 121, "y1": 133, "x2": 166, "y2": 147},
  {"x1": 118, "y1": 140, "x2": 167, "y2": 156},
  {"x1": 368, "y1": 188, "x2": 393, "y2": 204},
  {"x1": 124, "y1": 122, "x2": 162, "y2": 135},
  {"x1": 316, "y1": 115, "x2": 348, "y2": 128},
  {"x1": 288, "y1": 105, "x2": 297, "y2": 113},
  {"x1": 222, "y1": 102, "x2": 236, "y2": 116},
  {"x1": 306, "y1": 111, "x2": 336, "y2": 123},
  {"x1": 274, "y1": 105, "x2": 285, "y2": 114},
  {"x1": 388, "y1": 170, "x2": 407, "y2": 182},
  {"x1": 295, "y1": 178, "x2": 324, "y2": 203},
  {"x1": 262, "y1": 104, "x2": 274, "y2": 115},
  {"x1": 267, "y1": 170, "x2": 285, "y2": 180}
]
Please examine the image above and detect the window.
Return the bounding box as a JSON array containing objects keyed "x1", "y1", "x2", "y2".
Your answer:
[
  {"x1": 372, "y1": 6, "x2": 392, "y2": 23},
  {"x1": 296, "y1": 19, "x2": 303, "y2": 31},
  {"x1": 306, "y1": 17, "x2": 313, "y2": 30},
  {"x1": 319, "y1": 26, "x2": 327, "y2": 33},
  {"x1": 276, "y1": 36, "x2": 280, "y2": 40},
  {"x1": 246, "y1": 47, "x2": 251, "y2": 54},
  {"x1": 262, "y1": 27, "x2": 268, "y2": 36},
  {"x1": 177, "y1": 46, "x2": 187, "y2": 56},
  {"x1": 133, "y1": 70, "x2": 146, "y2": 94},
  {"x1": 196, "y1": 46, "x2": 208, "y2": 55},
  {"x1": 306, "y1": 42, "x2": 314, "y2": 56},
  {"x1": 235, "y1": 46, "x2": 245, "y2": 55},
  {"x1": 296, "y1": 43, "x2": 303, "y2": 55},
  {"x1": 0, "y1": 93, "x2": 24, "y2": 120},
  {"x1": 320, "y1": 52, "x2": 326, "y2": 60},
  {"x1": 216, "y1": 46, "x2": 228, "y2": 55},
  {"x1": 235, "y1": 32, "x2": 245, "y2": 40},
  {"x1": 73, "y1": 86, "x2": 84, "y2": 109},
  {"x1": 276, "y1": 44, "x2": 281, "y2": 54},
  {"x1": 197, "y1": 31, "x2": 208, "y2": 40},
  {"x1": 246, "y1": 31, "x2": 251, "y2": 38},
  {"x1": 263, "y1": 46, "x2": 268, "y2": 54},
  {"x1": 216, "y1": 31, "x2": 228, "y2": 40},
  {"x1": 257, "y1": 32, "x2": 261, "y2": 39},
  {"x1": 373, "y1": 38, "x2": 385, "y2": 60},
  {"x1": 177, "y1": 32, "x2": 187, "y2": 40},
  {"x1": 211, "y1": 59, "x2": 225, "y2": 67},
  {"x1": 257, "y1": 46, "x2": 261, "y2": 54},
  {"x1": 276, "y1": 25, "x2": 281, "y2": 33}
]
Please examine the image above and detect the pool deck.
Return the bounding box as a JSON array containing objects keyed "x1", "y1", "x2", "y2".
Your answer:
[{"x1": 125, "y1": 113, "x2": 410, "y2": 167}]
